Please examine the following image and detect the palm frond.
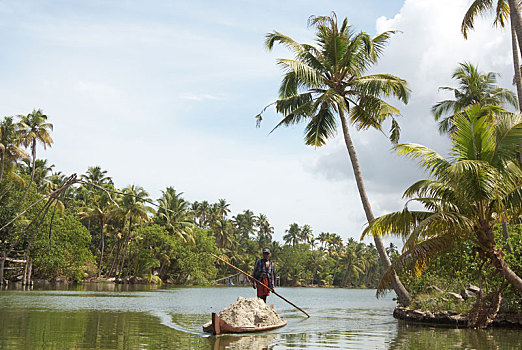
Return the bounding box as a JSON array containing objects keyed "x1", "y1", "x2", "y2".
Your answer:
[
  {"x1": 304, "y1": 102, "x2": 337, "y2": 146},
  {"x1": 432, "y1": 100, "x2": 458, "y2": 121},
  {"x1": 394, "y1": 143, "x2": 450, "y2": 176},
  {"x1": 376, "y1": 234, "x2": 456, "y2": 297},
  {"x1": 277, "y1": 59, "x2": 324, "y2": 89},
  {"x1": 493, "y1": 0, "x2": 509, "y2": 28},
  {"x1": 493, "y1": 114, "x2": 522, "y2": 163},
  {"x1": 462, "y1": 0, "x2": 494, "y2": 39},
  {"x1": 349, "y1": 95, "x2": 400, "y2": 131},
  {"x1": 354, "y1": 74, "x2": 410, "y2": 103},
  {"x1": 362, "y1": 208, "x2": 433, "y2": 239},
  {"x1": 265, "y1": 32, "x2": 306, "y2": 54},
  {"x1": 370, "y1": 30, "x2": 396, "y2": 59},
  {"x1": 390, "y1": 118, "x2": 401, "y2": 144}
]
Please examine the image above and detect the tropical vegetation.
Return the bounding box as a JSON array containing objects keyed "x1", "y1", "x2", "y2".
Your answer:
[{"x1": 0, "y1": 111, "x2": 390, "y2": 289}]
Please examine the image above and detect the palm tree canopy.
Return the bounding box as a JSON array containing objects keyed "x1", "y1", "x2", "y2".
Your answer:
[
  {"x1": 461, "y1": 0, "x2": 510, "y2": 39},
  {"x1": 432, "y1": 62, "x2": 518, "y2": 134},
  {"x1": 17, "y1": 109, "x2": 53, "y2": 149},
  {"x1": 156, "y1": 186, "x2": 194, "y2": 243},
  {"x1": 1, "y1": 117, "x2": 29, "y2": 162},
  {"x1": 363, "y1": 105, "x2": 522, "y2": 292},
  {"x1": 258, "y1": 12, "x2": 410, "y2": 145},
  {"x1": 83, "y1": 166, "x2": 113, "y2": 186}
]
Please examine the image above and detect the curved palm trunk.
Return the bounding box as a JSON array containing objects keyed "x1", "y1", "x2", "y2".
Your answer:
[
  {"x1": 486, "y1": 247, "x2": 522, "y2": 292},
  {"x1": 509, "y1": 0, "x2": 522, "y2": 56},
  {"x1": 512, "y1": 10, "x2": 522, "y2": 165},
  {"x1": 340, "y1": 112, "x2": 411, "y2": 306},
  {"x1": 20, "y1": 140, "x2": 36, "y2": 202},
  {"x1": 511, "y1": 20, "x2": 522, "y2": 109}
]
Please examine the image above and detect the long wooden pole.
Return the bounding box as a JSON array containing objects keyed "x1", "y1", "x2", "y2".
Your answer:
[{"x1": 210, "y1": 252, "x2": 310, "y2": 318}]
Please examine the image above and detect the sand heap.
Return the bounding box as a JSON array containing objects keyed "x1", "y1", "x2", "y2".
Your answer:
[{"x1": 218, "y1": 296, "x2": 285, "y2": 328}]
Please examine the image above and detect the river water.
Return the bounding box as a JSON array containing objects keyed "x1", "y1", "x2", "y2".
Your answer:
[{"x1": 0, "y1": 284, "x2": 520, "y2": 349}]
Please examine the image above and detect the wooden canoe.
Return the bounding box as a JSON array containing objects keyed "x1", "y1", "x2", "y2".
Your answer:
[{"x1": 202, "y1": 312, "x2": 287, "y2": 335}]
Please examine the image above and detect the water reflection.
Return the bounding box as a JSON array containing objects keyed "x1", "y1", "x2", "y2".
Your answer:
[
  {"x1": 209, "y1": 334, "x2": 277, "y2": 350},
  {"x1": 387, "y1": 321, "x2": 521, "y2": 350},
  {"x1": 1, "y1": 281, "x2": 163, "y2": 292}
]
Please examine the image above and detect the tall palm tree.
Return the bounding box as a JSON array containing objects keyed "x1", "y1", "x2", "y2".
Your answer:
[
  {"x1": 78, "y1": 193, "x2": 115, "y2": 277},
  {"x1": 216, "y1": 198, "x2": 231, "y2": 219},
  {"x1": 213, "y1": 218, "x2": 234, "y2": 251},
  {"x1": 341, "y1": 239, "x2": 366, "y2": 287},
  {"x1": 432, "y1": 62, "x2": 517, "y2": 134},
  {"x1": 116, "y1": 185, "x2": 153, "y2": 277},
  {"x1": 0, "y1": 116, "x2": 28, "y2": 183},
  {"x1": 363, "y1": 105, "x2": 522, "y2": 294},
  {"x1": 283, "y1": 223, "x2": 301, "y2": 246},
  {"x1": 300, "y1": 224, "x2": 314, "y2": 246},
  {"x1": 156, "y1": 186, "x2": 195, "y2": 243},
  {"x1": 232, "y1": 210, "x2": 255, "y2": 243},
  {"x1": 462, "y1": 0, "x2": 522, "y2": 109},
  {"x1": 17, "y1": 109, "x2": 53, "y2": 201},
  {"x1": 317, "y1": 232, "x2": 330, "y2": 251},
  {"x1": 255, "y1": 213, "x2": 274, "y2": 246},
  {"x1": 258, "y1": 13, "x2": 411, "y2": 305},
  {"x1": 82, "y1": 166, "x2": 113, "y2": 186}
]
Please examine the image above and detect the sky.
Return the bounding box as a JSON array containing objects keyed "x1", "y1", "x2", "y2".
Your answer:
[{"x1": 0, "y1": 0, "x2": 516, "y2": 246}]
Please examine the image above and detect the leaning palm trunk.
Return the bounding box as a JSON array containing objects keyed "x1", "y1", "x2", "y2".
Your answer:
[
  {"x1": 480, "y1": 235, "x2": 522, "y2": 292},
  {"x1": 511, "y1": 19, "x2": 522, "y2": 109},
  {"x1": 340, "y1": 113, "x2": 411, "y2": 306},
  {"x1": 513, "y1": 11, "x2": 522, "y2": 165},
  {"x1": 509, "y1": 0, "x2": 522, "y2": 57}
]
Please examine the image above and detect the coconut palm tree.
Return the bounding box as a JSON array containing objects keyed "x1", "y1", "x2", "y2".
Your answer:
[
  {"x1": 258, "y1": 13, "x2": 411, "y2": 305},
  {"x1": 115, "y1": 185, "x2": 153, "y2": 277},
  {"x1": 17, "y1": 109, "x2": 53, "y2": 201},
  {"x1": 363, "y1": 105, "x2": 522, "y2": 294},
  {"x1": 216, "y1": 198, "x2": 231, "y2": 219},
  {"x1": 283, "y1": 223, "x2": 301, "y2": 246},
  {"x1": 317, "y1": 232, "x2": 330, "y2": 251},
  {"x1": 432, "y1": 62, "x2": 517, "y2": 134},
  {"x1": 156, "y1": 186, "x2": 195, "y2": 243},
  {"x1": 19, "y1": 159, "x2": 55, "y2": 193},
  {"x1": 82, "y1": 166, "x2": 113, "y2": 186},
  {"x1": 0, "y1": 116, "x2": 28, "y2": 183},
  {"x1": 255, "y1": 213, "x2": 274, "y2": 246},
  {"x1": 462, "y1": 0, "x2": 522, "y2": 108},
  {"x1": 78, "y1": 193, "x2": 115, "y2": 277},
  {"x1": 341, "y1": 239, "x2": 366, "y2": 287},
  {"x1": 212, "y1": 218, "x2": 235, "y2": 251},
  {"x1": 232, "y1": 210, "x2": 255, "y2": 243}
]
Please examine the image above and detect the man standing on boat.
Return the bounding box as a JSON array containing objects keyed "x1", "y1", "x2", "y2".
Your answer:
[{"x1": 252, "y1": 248, "x2": 275, "y2": 303}]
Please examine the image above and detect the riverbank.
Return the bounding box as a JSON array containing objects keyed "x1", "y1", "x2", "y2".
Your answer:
[{"x1": 393, "y1": 306, "x2": 522, "y2": 329}]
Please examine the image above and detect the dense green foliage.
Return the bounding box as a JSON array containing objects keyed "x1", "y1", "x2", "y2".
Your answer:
[{"x1": 0, "y1": 116, "x2": 386, "y2": 287}]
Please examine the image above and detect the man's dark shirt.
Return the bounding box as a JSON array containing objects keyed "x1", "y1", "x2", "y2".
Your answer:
[{"x1": 252, "y1": 258, "x2": 275, "y2": 289}]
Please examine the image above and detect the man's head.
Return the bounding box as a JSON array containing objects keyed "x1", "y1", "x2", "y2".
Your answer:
[{"x1": 262, "y1": 248, "x2": 270, "y2": 258}]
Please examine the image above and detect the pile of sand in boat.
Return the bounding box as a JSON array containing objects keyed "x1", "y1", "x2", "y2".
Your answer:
[{"x1": 203, "y1": 296, "x2": 286, "y2": 334}]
